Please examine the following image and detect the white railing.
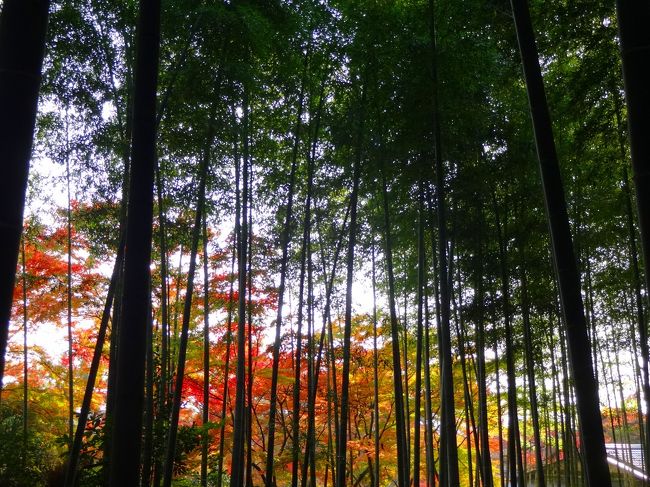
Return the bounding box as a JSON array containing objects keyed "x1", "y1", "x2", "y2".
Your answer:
[{"x1": 605, "y1": 443, "x2": 647, "y2": 481}]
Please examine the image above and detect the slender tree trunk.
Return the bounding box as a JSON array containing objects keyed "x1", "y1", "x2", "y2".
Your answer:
[
  {"x1": 424, "y1": 287, "x2": 437, "y2": 487},
  {"x1": 547, "y1": 312, "x2": 563, "y2": 487},
  {"x1": 374, "y1": 164, "x2": 409, "y2": 487},
  {"x1": 21, "y1": 238, "x2": 28, "y2": 461},
  {"x1": 291, "y1": 184, "x2": 312, "y2": 487},
  {"x1": 108, "y1": 0, "x2": 161, "y2": 483},
  {"x1": 425, "y1": 185, "x2": 443, "y2": 487},
  {"x1": 300, "y1": 198, "x2": 351, "y2": 487},
  {"x1": 493, "y1": 324, "x2": 505, "y2": 487},
  {"x1": 162, "y1": 101, "x2": 215, "y2": 487},
  {"x1": 371, "y1": 243, "x2": 381, "y2": 487},
  {"x1": 510, "y1": 1, "x2": 611, "y2": 484},
  {"x1": 541, "y1": 378, "x2": 552, "y2": 486},
  {"x1": 473, "y1": 205, "x2": 493, "y2": 487},
  {"x1": 493, "y1": 195, "x2": 524, "y2": 487},
  {"x1": 519, "y1": 243, "x2": 546, "y2": 487},
  {"x1": 65, "y1": 126, "x2": 74, "y2": 446},
  {"x1": 169, "y1": 247, "x2": 185, "y2": 384},
  {"x1": 556, "y1": 312, "x2": 572, "y2": 487},
  {"x1": 414, "y1": 181, "x2": 426, "y2": 487},
  {"x1": 300, "y1": 77, "x2": 328, "y2": 487},
  {"x1": 583, "y1": 244, "x2": 599, "y2": 392},
  {"x1": 201, "y1": 213, "x2": 211, "y2": 487},
  {"x1": 65, "y1": 238, "x2": 126, "y2": 487},
  {"x1": 598, "y1": 332, "x2": 623, "y2": 483},
  {"x1": 155, "y1": 152, "x2": 170, "y2": 425},
  {"x1": 336, "y1": 85, "x2": 364, "y2": 487},
  {"x1": 379, "y1": 159, "x2": 409, "y2": 487},
  {"x1": 216, "y1": 246, "x2": 236, "y2": 484},
  {"x1": 326, "y1": 328, "x2": 336, "y2": 487},
  {"x1": 539, "y1": 365, "x2": 553, "y2": 486},
  {"x1": 0, "y1": 0, "x2": 50, "y2": 390},
  {"x1": 231, "y1": 85, "x2": 251, "y2": 487},
  {"x1": 104, "y1": 210, "x2": 127, "y2": 484},
  {"x1": 216, "y1": 121, "x2": 240, "y2": 487},
  {"x1": 429, "y1": 2, "x2": 460, "y2": 484},
  {"x1": 291, "y1": 115, "x2": 315, "y2": 487},
  {"x1": 453, "y1": 279, "x2": 477, "y2": 487},
  {"x1": 328, "y1": 297, "x2": 340, "y2": 476},
  {"x1": 264, "y1": 53, "x2": 309, "y2": 486},
  {"x1": 403, "y1": 297, "x2": 411, "y2": 470},
  {"x1": 245, "y1": 164, "x2": 254, "y2": 487},
  {"x1": 306, "y1": 231, "x2": 316, "y2": 487}
]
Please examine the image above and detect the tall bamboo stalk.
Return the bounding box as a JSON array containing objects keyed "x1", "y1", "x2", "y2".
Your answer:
[
  {"x1": 231, "y1": 84, "x2": 251, "y2": 487},
  {"x1": 428, "y1": 1, "x2": 460, "y2": 483},
  {"x1": 201, "y1": 213, "x2": 211, "y2": 487},
  {"x1": 0, "y1": 0, "x2": 50, "y2": 389},
  {"x1": 510, "y1": 0, "x2": 611, "y2": 483},
  {"x1": 379, "y1": 160, "x2": 409, "y2": 487},
  {"x1": 264, "y1": 50, "x2": 309, "y2": 486},
  {"x1": 336, "y1": 83, "x2": 365, "y2": 487}
]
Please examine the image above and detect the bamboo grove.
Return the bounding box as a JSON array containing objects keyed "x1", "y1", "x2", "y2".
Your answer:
[{"x1": 1, "y1": 0, "x2": 650, "y2": 486}]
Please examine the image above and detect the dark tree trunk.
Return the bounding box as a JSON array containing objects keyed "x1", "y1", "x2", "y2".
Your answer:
[
  {"x1": 379, "y1": 162, "x2": 409, "y2": 487},
  {"x1": 492, "y1": 315, "x2": 505, "y2": 487},
  {"x1": 510, "y1": 1, "x2": 611, "y2": 485},
  {"x1": 290, "y1": 184, "x2": 312, "y2": 487},
  {"x1": 558, "y1": 310, "x2": 580, "y2": 487},
  {"x1": 65, "y1": 138, "x2": 74, "y2": 446},
  {"x1": 291, "y1": 112, "x2": 315, "y2": 487},
  {"x1": 428, "y1": 1, "x2": 460, "y2": 484},
  {"x1": 216, "y1": 122, "x2": 240, "y2": 487},
  {"x1": 336, "y1": 86, "x2": 364, "y2": 487},
  {"x1": 104, "y1": 83, "x2": 133, "y2": 476},
  {"x1": 424, "y1": 287, "x2": 437, "y2": 487},
  {"x1": 264, "y1": 54, "x2": 308, "y2": 486},
  {"x1": 169, "y1": 248, "x2": 185, "y2": 401},
  {"x1": 216, "y1": 217, "x2": 238, "y2": 487},
  {"x1": 155, "y1": 153, "x2": 170, "y2": 434},
  {"x1": 614, "y1": 90, "x2": 650, "y2": 469},
  {"x1": 142, "y1": 298, "x2": 155, "y2": 486},
  {"x1": 0, "y1": 0, "x2": 50, "y2": 388},
  {"x1": 518, "y1": 243, "x2": 546, "y2": 487},
  {"x1": 371, "y1": 243, "x2": 381, "y2": 487},
  {"x1": 402, "y1": 297, "x2": 411, "y2": 469},
  {"x1": 306, "y1": 233, "x2": 316, "y2": 487},
  {"x1": 108, "y1": 0, "x2": 161, "y2": 483},
  {"x1": 106, "y1": 131, "x2": 134, "y2": 487},
  {"x1": 231, "y1": 86, "x2": 251, "y2": 487},
  {"x1": 162, "y1": 102, "x2": 215, "y2": 487},
  {"x1": 300, "y1": 78, "x2": 328, "y2": 487},
  {"x1": 301, "y1": 197, "x2": 351, "y2": 487},
  {"x1": 414, "y1": 181, "x2": 426, "y2": 487},
  {"x1": 65, "y1": 208, "x2": 127, "y2": 487},
  {"x1": 493, "y1": 195, "x2": 524, "y2": 487},
  {"x1": 245, "y1": 164, "x2": 254, "y2": 487},
  {"x1": 21, "y1": 239, "x2": 28, "y2": 461},
  {"x1": 425, "y1": 185, "x2": 443, "y2": 487},
  {"x1": 473, "y1": 205, "x2": 493, "y2": 487},
  {"x1": 201, "y1": 214, "x2": 211, "y2": 487},
  {"x1": 452, "y1": 273, "x2": 478, "y2": 487},
  {"x1": 616, "y1": 7, "x2": 650, "y2": 375}
]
